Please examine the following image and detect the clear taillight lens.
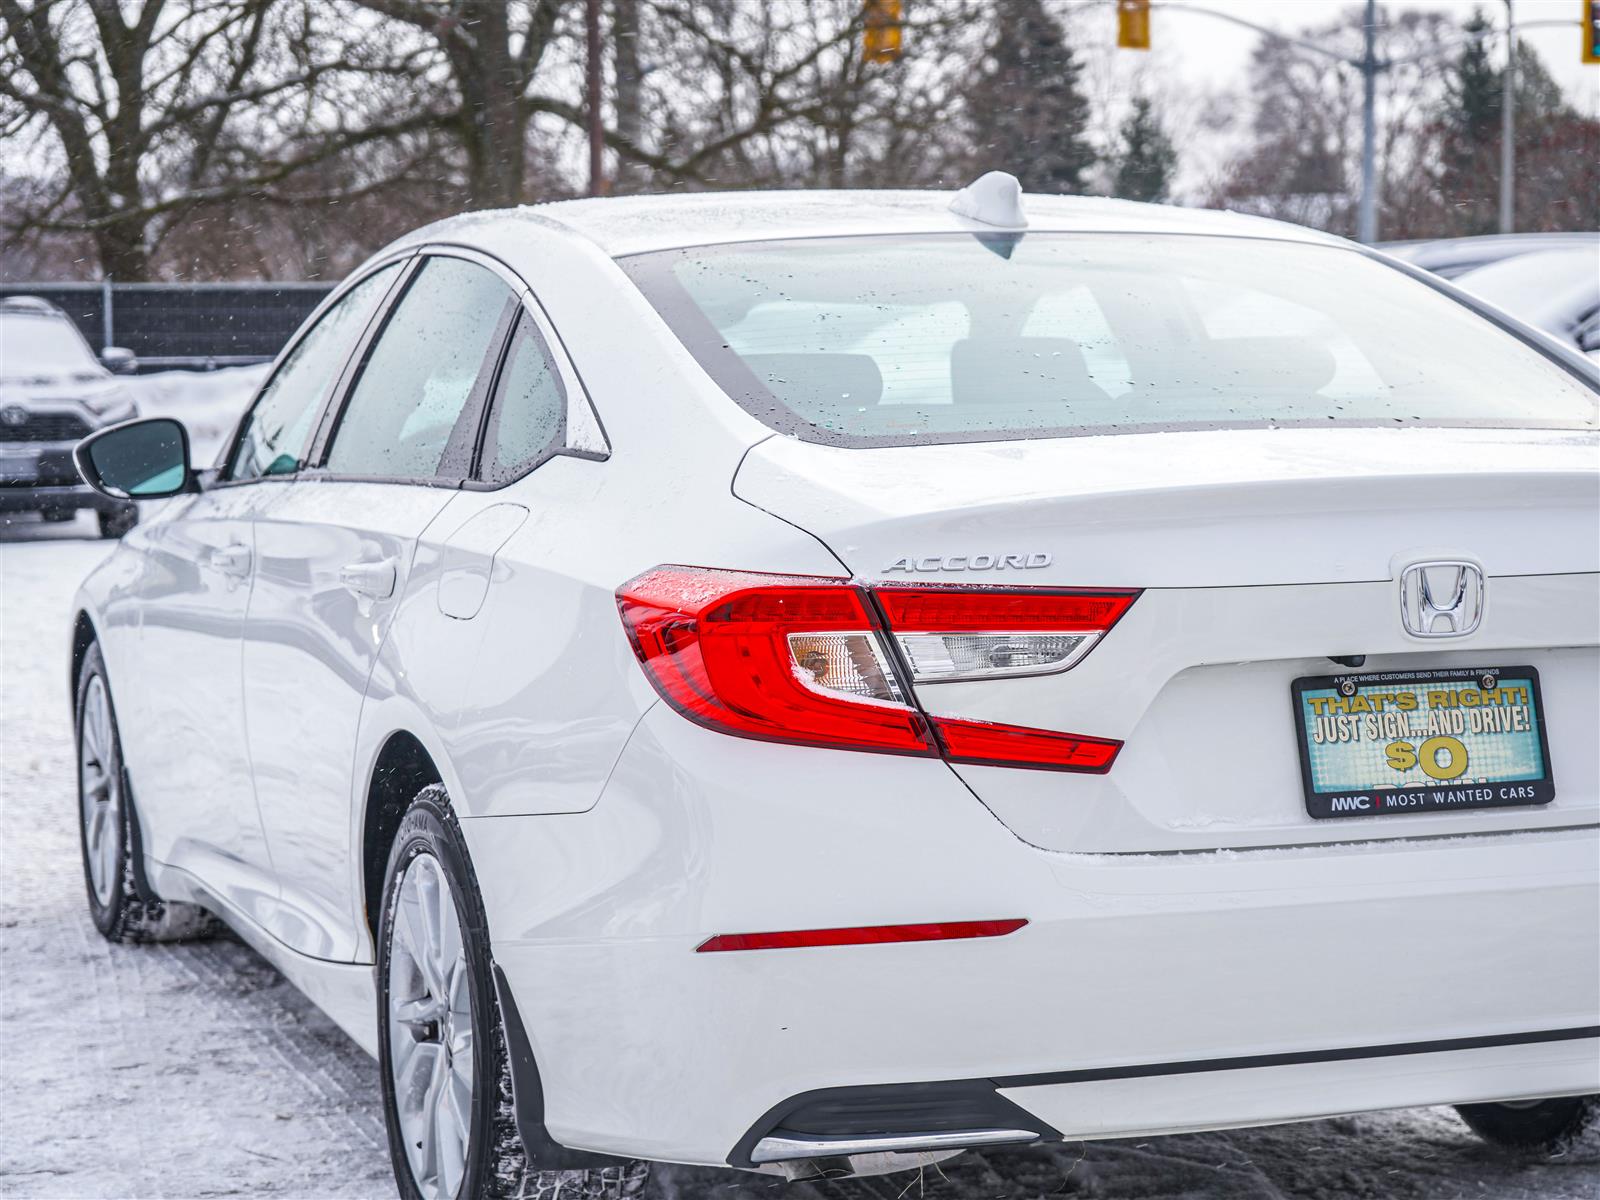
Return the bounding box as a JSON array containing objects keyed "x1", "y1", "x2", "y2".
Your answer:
[
  {"x1": 786, "y1": 633, "x2": 905, "y2": 702},
  {"x1": 896, "y1": 632, "x2": 1092, "y2": 681}
]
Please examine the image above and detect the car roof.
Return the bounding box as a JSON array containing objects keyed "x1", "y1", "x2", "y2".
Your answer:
[
  {"x1": 406, "y1": 188, "x2": 1350, "y2": 259},
  {"x1": 0, "y1": 295, "x2": 70, "y2": 317}
]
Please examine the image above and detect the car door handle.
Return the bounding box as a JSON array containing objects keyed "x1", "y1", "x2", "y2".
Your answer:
[
  {"x1": 339, "y1": 559, "x2": 397, "y2": 600},
  {"x1": 207, "y1": 543, "x2": 252, "y2": 579}
]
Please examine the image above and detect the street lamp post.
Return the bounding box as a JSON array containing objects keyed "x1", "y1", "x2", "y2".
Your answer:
[
  {"x1": 1500, "y1": 0, "x2": 1516, "y2": 234},
  {"x1": 1357, "y1": 0, "x2": 1379, "y2": 244}
]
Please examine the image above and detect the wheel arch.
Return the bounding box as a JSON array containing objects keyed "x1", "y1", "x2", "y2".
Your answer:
[
  {"x1": 359, "y1": 729, "x2": 444, "y2": 954},
  {"x1": 70, "y1": 609, "x2": 99, "y2": 713}
]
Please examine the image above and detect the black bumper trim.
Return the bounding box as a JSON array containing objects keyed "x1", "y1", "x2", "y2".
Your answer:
[
  {"x1": 992, "y1": 1025, "x2": 1600, "y2": 1089},
  {"x1": 728, "y1": 1026, "x2": 1599, "y2": 1167}
]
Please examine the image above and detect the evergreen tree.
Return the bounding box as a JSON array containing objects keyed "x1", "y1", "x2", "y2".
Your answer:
[
  {"x1": 966, "y1": 0, "x2": 1095, "y2": 193},
  {"x1": 1444, "y1": 10, "x2": 1501, "y2": 148},
  {"x1": 1438, "y1": 10, "x2": 1574, "y2": 233},
  {"x1": 1112, "y1": 96, "x2": 1178, "y2": 203}
]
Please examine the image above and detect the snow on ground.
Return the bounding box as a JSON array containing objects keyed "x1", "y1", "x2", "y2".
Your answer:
[{"x1": 3, "y1": 522, "x2": 1598, "y2": 1199}]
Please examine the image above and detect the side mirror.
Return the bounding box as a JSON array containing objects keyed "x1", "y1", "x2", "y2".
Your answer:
[
  {"x1": 75, "y1": 417, "x2": 195, "y2": 500},
  {"x1": 100, "y1": 346, "x2": 137, "y2": 374}
]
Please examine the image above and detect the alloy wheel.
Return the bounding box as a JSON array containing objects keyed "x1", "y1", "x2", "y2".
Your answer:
[
  {"x1": 78, "y1": 674, "x2": 121, "y2": 907},
  {"x1": 388, "y1": 851, "x2": 475, "y2": 1200}
]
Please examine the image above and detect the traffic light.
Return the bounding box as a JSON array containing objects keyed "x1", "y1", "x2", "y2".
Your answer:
[
  {"x1": 863, "y1": 0, "x2": 902, "y2": 64},
  {"x1": 1118, "y1": 0, "x2": 1151, "y2": 51},
  {"x1": 1586, "y1": 0, "x2": 1600, "y2": 65}
]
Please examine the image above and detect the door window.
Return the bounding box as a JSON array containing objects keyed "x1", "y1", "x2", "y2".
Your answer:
[
  {"x1": 478, "y1": 312, "x2": 566, "y2": 484},
  {"x1": 324, "y1": 257, "x2": 514, "y2": 480},
  {"x1": 226, "y1": 262, "x2": 399, "y2": 481}
]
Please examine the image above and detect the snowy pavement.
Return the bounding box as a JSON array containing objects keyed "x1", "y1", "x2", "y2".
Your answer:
[{"x1": 3, "y1": 519, "x2": 1597, "y2": 1200}]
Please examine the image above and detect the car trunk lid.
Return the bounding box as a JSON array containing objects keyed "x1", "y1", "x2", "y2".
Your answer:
[{"x1": 734, "y1": 426, "x2": 1599, "y2": 851}]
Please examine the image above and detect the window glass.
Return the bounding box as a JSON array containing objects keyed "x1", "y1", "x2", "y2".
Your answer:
[
  {"x1": 325, "y1": 256, "x2": 512, "y2": 479},
  {"x1": 480, "y1": 312, "x2": 565, "y2": 483},
  {"x1": 622, "y1": 235, "x2": 1596, "y2": 447},
  {"x1": 226, "y1": 263, "x2": 398, "y2": 480}
]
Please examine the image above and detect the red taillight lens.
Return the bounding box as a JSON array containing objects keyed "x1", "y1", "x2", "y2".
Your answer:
[
  {"x1": 616, "y1": 566, "x2": 934, "y2": 755},
  {"x1": 616, "y1": 567, "x2": 1137, "y2": 771},
  {"x1": 875, "y1": 587, "x2": 1137, "y2": 632},
  {"x1": 933, "y1": 717, "x2": 1122, "y2": 773}
]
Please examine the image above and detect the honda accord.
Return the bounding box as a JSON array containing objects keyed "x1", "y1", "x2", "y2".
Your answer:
[{"x1": 69, "y1": 177, "x2": 1599, "y2": 1200}]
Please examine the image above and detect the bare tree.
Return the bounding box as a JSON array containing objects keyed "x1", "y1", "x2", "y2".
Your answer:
[
  {"x1": 346, "y1": 0, "x2": 568, "y2": 208},
  {"x1": 1205, "y1": 6, "x2": 1456, "y2": 238},
  {"x1": 0, "y1": 0, "x2": 441, "y2": 279}
]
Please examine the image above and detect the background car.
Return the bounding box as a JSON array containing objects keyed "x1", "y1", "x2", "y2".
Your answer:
[
  {"x1": 1378, "y1": 231, "x2": 1599, "y2": 279},
  {"x1": 0, "y1": 295, "x2": 139, "y2": 537},
  {"x1": 1452, "y1": 247, "x2": 1600, "y2": 362},
  {"x1": 67, "y1": 184, "x2": 1599, "y2": 1200}
]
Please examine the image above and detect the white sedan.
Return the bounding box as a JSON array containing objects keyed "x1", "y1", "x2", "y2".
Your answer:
[{"x1": 69, "y1": 178, "x2": 1599, "y2": 1200}]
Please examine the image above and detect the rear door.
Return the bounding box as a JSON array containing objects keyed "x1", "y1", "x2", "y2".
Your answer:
[{"x1": 241, "y1": 251, "x2": 521, "y2": 959}]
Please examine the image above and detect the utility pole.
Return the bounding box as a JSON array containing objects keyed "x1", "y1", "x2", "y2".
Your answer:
[
  {"x1": 586, "y1": 0, "x2": 604, "y2": 197},
  {"x1": 1357, "y1": 0, "x2": 1378, "y2": 244},
  {"x1": 1500, "y1": 0, "x2": 1516, "y2": 234}
]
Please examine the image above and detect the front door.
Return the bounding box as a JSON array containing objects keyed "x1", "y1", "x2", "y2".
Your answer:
[
  {"x1": 116, "y1": 485, "x2": 269, "y2": 924},
  {"x1": 126, "y1": 259, "x2": 405, "y2": 927}
]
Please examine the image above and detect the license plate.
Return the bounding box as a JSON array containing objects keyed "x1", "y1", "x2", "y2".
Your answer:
[
  {"x1": 1292, "y1": 666, "x2": 1553, "y2": 819},
  {"x1": 0, "y1": 451, "x2": 38, "y2": 482}
]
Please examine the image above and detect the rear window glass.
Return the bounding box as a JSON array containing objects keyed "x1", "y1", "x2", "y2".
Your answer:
[{"x1": 621, "y1": 234, "x2": 1596, "y2": 446}]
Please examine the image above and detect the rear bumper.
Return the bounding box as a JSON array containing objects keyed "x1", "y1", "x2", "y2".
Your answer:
[{"x1": 465, "y1": 707, "x2": 1600, "y2": 1168}]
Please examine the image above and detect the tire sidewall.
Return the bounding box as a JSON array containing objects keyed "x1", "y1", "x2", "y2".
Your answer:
[
  {"x1": 75, "y1": 644, "x2": 127, "y2": 936},
  {"x1": 377, "y1": 788, "x2": 502, "y2": 1200}
]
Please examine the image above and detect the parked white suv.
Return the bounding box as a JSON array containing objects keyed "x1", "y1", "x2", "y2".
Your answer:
[
  {"x1": 0, "y1": 296, "x2": 139, "y2": 536},
  {"x1": 69, "y1": 180, "x2": 1599, "y2": 1200}
]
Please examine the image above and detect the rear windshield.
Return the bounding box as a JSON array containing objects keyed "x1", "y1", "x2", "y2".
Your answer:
[{"x1": 621, "y1": 234, "x2": 1597, "y2": 447}]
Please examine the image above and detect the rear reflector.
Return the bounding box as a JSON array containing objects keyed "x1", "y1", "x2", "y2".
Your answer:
[
  {"x1": 696, "y1": 919, "x2": 1028, "y2": 953},
  {"x1": 616, "y1": 566, "x2": 1135, "y2": 771}
]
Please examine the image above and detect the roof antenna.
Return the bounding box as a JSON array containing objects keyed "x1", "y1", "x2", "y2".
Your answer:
[{"x1": 949, "y1": 171, "x2": 1028, "y2": 230}]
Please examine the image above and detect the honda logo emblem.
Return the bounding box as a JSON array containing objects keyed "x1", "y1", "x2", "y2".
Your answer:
[{"x1": 1399, "y1": 561, "x2": 1485, "y2": 638}]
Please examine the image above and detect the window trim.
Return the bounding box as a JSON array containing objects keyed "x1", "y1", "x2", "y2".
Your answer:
[
  {"x1": 295, "y1": 244, "x2": 612, "y2": 490},
  {"x1": 460, "y1": 299, "x2": 606, "y2": 492},
  {"x1": 212, "y1": 250, "x2": 417, "y2": 489}
]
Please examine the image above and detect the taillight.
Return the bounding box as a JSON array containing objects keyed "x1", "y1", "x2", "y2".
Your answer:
[
  {"x1": 615, "y1": 567, "x2": 932, "y2": 755},
  {"x1": 616, "y1": 566, "x2": 1137, "y2": 772},
  {"x1": 875, "y1": 587, "x2": 1137, "y2": 683}
]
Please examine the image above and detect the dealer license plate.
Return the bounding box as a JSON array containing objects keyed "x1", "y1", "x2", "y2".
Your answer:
[{"x1": 1292, "y1": 666, "x2": 1553, "y2": 819}]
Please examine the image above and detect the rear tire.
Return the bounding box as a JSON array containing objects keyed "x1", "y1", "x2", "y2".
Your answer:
[
  {"x1": 376, "y1": 785, "x2": 647, "y2": 1200},
  {"x1": 98, "y1": 507, "x2": 138, "y2": 539},
  {"x1": 75, "y1": 643, "x2": 217, "y2": 943},
  {"x1": 1456, "y1": 1095, "x2": 1600, "y2": 1154}
]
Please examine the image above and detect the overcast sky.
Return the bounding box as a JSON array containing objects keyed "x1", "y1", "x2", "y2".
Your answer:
[{"x1": 1152, "y1": 0, "x2": 1598, "y2": 111}]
